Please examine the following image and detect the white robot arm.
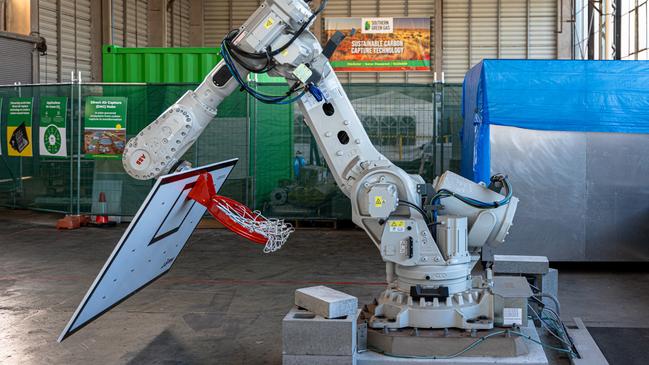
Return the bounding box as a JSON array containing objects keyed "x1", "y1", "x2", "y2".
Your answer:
[{"x1": 123, "y1": 0, "x2": 519, "y2": 330}]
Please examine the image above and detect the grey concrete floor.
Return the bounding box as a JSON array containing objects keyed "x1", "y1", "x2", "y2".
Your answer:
[{"x1": 1, "y1": 208, "x2": 648, "y2": 364}]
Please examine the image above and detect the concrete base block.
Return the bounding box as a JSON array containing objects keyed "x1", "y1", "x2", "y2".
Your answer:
[
  {"x1": 295, "y1": 285, "x2": 358, "y2": 319},
  {"x1": 282, "y1": 354, "x2": 356, "y2": 365},
  {"x1": 357, "y1": 321, "x2": 548, "y2": 365},
  {"x1": 493, "y1": 255, "x2": 549, "y2": 275},
  {"x1": 540, "y1": 268, "x2": 558, "y2": 310},
  {"x1": 283, "y1": 307, "x2": 359, "y2": 356}
]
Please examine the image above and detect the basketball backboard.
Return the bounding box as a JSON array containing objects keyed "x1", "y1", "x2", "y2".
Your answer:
[{"x1": 58, "y1": 159, "x2": 237, "y2": 342}]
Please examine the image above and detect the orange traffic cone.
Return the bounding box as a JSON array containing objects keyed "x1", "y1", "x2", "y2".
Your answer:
[{"x1": 95, "y1": 192, "x2": 110, "y2": 225}]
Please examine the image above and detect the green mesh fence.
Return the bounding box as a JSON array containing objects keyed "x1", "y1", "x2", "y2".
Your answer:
[{"x1": 0, "y1": 82, "x2": 463, "y2": 220}]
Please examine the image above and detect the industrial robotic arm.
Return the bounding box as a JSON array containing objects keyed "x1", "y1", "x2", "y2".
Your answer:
[{"x1": 123, "y1": 0, "x2": 519, "y2": 330}]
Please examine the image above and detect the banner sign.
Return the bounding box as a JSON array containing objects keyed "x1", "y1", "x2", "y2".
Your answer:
[
  {"x1": 84, "y1": 96, "x2": 127, "y2": 159},
  {"x1": 324, "y1": 17, "x2": 431, "y2": 72},
  {"x1": 7, "y1": 97, "x2": 34, "y2": 157},
  {"x1": 39, "y1": 97, "x2": 68, "y2": 157}
]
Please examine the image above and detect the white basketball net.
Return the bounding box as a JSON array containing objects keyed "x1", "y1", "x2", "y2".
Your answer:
[{"x1": 214, "y1": 200, "x2": 294, "y2": 253}]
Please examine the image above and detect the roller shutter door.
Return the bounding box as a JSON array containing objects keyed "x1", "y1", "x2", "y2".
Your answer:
[
  {"x1": 39, "y1": 0, "x2": 59, "y2": 83},
  {"x1": 0, "y1": 36, "x2": 34, "y2": 84}
]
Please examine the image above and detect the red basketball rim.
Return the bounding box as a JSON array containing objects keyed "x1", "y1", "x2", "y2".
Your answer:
[{"x1": 208, "y1": 195, "x2": 268, "y2": 245}]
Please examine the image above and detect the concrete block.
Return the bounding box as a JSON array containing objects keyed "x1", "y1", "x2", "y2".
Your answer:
[
  {"x1": 283, "y1": 307, "x2": 359, "y2": 356},
  {"x1": 295, "y1": 286, "x2": 358, "y2": 319},
  {"x1": 493, "y1": 254, "x2": 549, "y2": 275},
  {"x1": 540, "y1": 268, "x2": 559, "y2": 310},
  {"x1": 283, "y1": 354, "x2": 356, "y2": 365},
  {"x1": 357, "y1": 321, "x2": 548, "y2": 364}
]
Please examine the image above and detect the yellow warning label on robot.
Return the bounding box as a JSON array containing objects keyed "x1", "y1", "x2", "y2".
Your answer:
[
  {"x1": 264, "y1": 17, "x2": 275, "y2": 29},
  {"x1": 374, "y1": 196, "x2": 384, "y2": 207},
  {"x1": 389, "y1": 220, "x2": 406, "y2": 232}
]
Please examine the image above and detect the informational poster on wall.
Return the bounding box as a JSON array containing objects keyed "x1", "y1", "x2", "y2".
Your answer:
[
  {"x1": 324, "y1": 17, "x2": 431, "y2": 72},
  {"x1": 39, "y1": 97, "x2": 68, "y2": 158},
  {"x1": 6, "y1": 97, "x2": 34, "y2": 157},
  {"x1": 84, "y1": 96, "x2": 127, "y2": 159}
]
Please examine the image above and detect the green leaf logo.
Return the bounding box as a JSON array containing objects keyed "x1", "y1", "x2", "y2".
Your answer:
[{"x1": 365, "y1": 21, "x2": 371, "y2": 30}]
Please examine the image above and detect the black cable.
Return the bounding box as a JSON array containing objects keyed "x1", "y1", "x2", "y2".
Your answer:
[
  {"x1": 224, "y1": 0, "x2": 329, "y2": 72},
  {"x1": 398, "y1": 200, "x2": 430, "y2": 225}
]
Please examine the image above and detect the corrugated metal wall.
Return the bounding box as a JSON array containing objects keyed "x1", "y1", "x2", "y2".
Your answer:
[
  {"x1": 167, "y1": 0, "x2": 191, "y2": 47},
  {"x1": 35, "y1": 0, "x2": 557, "y2": 84},
  {"x1": 38, "y1": 0, "x2": 59, "y2": 83},
  {"x1": 112, "y1": 0, "x2": 148, "y2": 47},
  {"x1": 38, "y1": 0, "x2": 92, "y2": 83},
  {"x1": 203, "y1": 0, "x2": 262, "y2": 47},
  {"x1": 444, "y1": 0, "x2": 557, "y2": 82},
  {"x1": 38, "y1": 0, "x2": 147, "y2": 83},
  {"x1": 202, "y1": 0, "x2": 557, "y2": 84}
]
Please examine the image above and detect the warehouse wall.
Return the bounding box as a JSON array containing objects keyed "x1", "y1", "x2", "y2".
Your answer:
[
  {"x1": 112, "y1": 0, "x2": 149, "y2": 48},
  {"x1": 32, "y1": 0, "x2": 560, "y2": 84},
  {"x1": 202, "y1": 0, "x2": 559, "y2": 83},
  {"x1": 37, "y1": 0, "x2": 150, "y2": 83},
  {"x1": 166, "y1": 0, "x2": 191, "y2": 47},
  {"x1": 38, "y1": 0, "x2": 92, "y2": 83}
]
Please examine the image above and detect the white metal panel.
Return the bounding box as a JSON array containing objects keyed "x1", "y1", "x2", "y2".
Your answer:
[
  {"x1": 529, "y1": 0, "x2": 556, "y2": 59},
  {"x1": 499, "y1": 0, "x2": 527, "y2": 59},
  {"x1": 471, "y1": 0, "x2": 498, "y2": 66},
  {"x1": 39, "y1": 0, "x2": 59, "y2": 83},
  {"x1": 443, "y1": 0, "x2": 469, "y2": 82}
]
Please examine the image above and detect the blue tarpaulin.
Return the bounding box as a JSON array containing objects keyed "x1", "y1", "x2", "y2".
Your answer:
[{"x1": 461, "y1": 59, "x2": 649, "y2": 183}]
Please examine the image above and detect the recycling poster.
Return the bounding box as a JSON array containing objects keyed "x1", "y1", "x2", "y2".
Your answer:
[
  {"x1": 83, "y1": 96, "x2": 127, "y2": 159},
  {"x1": 39, "y1": 97, "x2": 68, "y2": 157},
  {"x1": 7, "y1": 97, "x2": 34, "y2": 157}
]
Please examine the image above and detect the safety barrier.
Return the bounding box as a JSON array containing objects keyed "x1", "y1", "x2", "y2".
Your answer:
[{"x1": 0, "y1": 77, "x2": 462, "y2": 220}]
